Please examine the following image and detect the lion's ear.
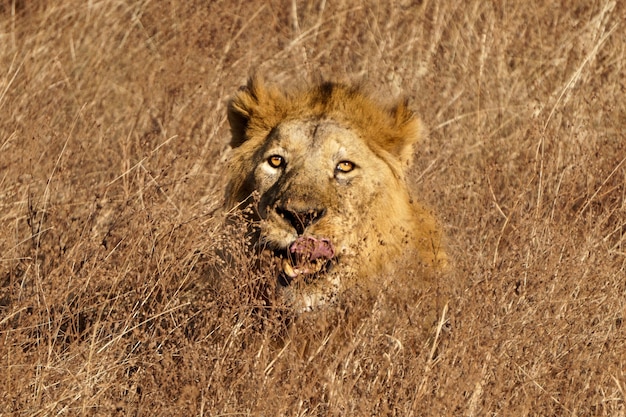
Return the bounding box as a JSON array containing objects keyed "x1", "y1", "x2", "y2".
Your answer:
[
  {"x1": 227, "y1": 77, "x2": 284, "y2": 148},
  {"x1": 389, "y1": 100, "x2": 422, "y2": 168},
  {"x1": 228, "y1": 77, "x2": 261, "y2": 148}
]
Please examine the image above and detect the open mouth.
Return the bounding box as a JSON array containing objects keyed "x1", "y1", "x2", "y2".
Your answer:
[{"x1": 278, "y1": 236, "x2": 336, "y2": 285}]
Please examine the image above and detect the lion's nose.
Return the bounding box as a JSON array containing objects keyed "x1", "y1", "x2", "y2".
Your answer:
[{"x1": 276, "y1": 206, "x2": 326, "y2": 235}]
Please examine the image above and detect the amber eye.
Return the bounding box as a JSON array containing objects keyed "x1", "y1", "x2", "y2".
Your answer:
[
  {"x1": 268, "y1": 155, "x2": 284, "y2": 168},
  {"x1": 335, "y1": 160, "x2": 355, "y2": 173}
]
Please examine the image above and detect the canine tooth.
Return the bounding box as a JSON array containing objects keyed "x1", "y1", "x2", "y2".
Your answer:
[{"x1": 282, "y1": 259, "x2": 298, "y2": 278}]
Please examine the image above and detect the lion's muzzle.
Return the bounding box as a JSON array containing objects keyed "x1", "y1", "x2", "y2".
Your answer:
[{"x1": 275, "y1": 205, "x2": 327, "y2": 236}]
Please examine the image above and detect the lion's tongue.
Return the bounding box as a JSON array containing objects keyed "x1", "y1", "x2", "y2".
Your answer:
[
  {"x1": 282, "y1": 236, "x2": 335, "y2": 278},
  {"x1": 289, "y1": 236, "x2": 335, "y2": 260}
]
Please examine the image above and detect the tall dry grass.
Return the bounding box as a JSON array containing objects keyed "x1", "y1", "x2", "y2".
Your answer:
[{"x1": 1, "y1": 1, "x2": 625, "y2": 415}]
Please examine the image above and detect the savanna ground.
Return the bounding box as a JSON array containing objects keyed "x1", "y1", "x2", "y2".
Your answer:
[{"x1": 1, "y1": 1, "x2": 625, "y2": 415}]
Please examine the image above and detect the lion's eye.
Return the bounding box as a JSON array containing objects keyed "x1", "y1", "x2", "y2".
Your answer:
[
  {"x1": 268, "y1": 155, "x2": 285, "y2": 168},
  {"x1": 335, "y1": 161, "x2": 355, "y2": 173}
]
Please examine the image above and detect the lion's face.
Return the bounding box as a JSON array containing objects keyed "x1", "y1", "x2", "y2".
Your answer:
[
  {"x1": 255, "y1": 119, "x2": 395, "y2": 252},
  {"x1": 225, "y1": 78, "x2": 446, "y2": 311},
  {"x1": 251, "y1": 119, "x2": 404, "y2": 303}
]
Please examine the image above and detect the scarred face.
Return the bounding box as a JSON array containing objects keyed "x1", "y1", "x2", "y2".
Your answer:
[{"x1": 247, "y1": 119, "x2": 404, "y2": 307}]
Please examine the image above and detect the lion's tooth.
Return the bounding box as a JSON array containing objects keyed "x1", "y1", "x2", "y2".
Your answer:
[
  {"x1": 312, "y1": 259, "x2": 324, "y2": 273},
  {"x1": 282, "y1": 259, "x2": 298, "y2": 278}
]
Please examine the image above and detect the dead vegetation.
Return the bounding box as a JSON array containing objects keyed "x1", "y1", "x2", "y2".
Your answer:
[{"x1": 1, "y1": 1, "x2": 625, "y2": 415}]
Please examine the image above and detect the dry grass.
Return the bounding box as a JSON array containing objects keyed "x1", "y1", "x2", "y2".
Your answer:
[{"x1": 1, "y1": 1, "x2": 625, "y2": 415}]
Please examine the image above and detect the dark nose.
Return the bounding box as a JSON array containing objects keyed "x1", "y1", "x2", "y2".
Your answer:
[{"x1": 276, "y1": 205, "x2": 326, "y2": 235}]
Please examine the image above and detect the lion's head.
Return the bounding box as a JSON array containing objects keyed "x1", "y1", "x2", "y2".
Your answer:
[{"x1": 225, "y1": 77, "x2": 446, "y2": 311}]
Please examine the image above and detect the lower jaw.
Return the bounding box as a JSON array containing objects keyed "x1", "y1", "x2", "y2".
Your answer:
[{"x1": 278, "y1": 272, "x2": 342, "y2": 313}]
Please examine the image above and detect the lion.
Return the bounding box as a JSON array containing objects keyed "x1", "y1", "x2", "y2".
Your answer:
[{"x1": 225, "y1": 77, "x2": 447, "y2": 312}]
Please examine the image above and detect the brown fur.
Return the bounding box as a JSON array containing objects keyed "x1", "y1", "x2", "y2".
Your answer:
[{"x1": 225, "y1": 77, "x2": 446, "y2": 311}]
